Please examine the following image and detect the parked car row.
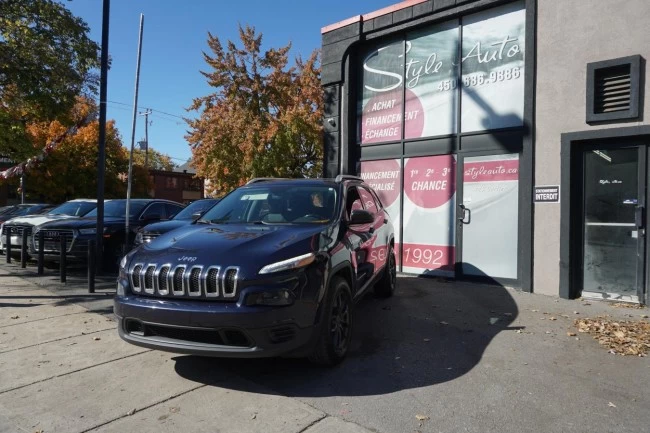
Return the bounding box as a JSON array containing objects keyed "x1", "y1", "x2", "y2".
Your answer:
[{"x1": 0, "y1": 198, "x2": 221, "y2": 270}]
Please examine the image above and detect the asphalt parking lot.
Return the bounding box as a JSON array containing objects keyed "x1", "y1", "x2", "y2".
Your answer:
[{"x1": 0, "y1": 263, "x2": 649, "y2": 433}]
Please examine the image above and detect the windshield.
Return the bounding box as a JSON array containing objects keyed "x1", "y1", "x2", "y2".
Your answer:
[
  {"x1": 199, "y1": 185, "x2": 337, "y2": 225},
  {"x1": 173, "y1": 199, "x2": 219, "y2": 220},
  {"x1": 49, "y1": 201, "x2": 96, "y2": 216},
  {"x1": 11, "y1": 205, "x2": 42, "y2": 217},
  {"x1": 86, "y1": 201, "x2": 147, "y2": 218}
]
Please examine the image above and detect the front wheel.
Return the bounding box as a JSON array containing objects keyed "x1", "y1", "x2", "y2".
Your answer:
[
  {"x1": 374, "y1": 244, "x2": 396, "y2": 298},
  {"x1": 309, "y1": 277, "x2": 353, "y2": 366}
]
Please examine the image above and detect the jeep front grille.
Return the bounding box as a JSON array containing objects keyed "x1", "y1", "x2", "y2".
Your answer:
[{"x1": 129, "y1": 263, "x2": 239, "y2": 301}]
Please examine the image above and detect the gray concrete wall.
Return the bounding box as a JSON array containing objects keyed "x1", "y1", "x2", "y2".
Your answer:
[{"x1": 534, "y1": 0, "x2": 650, "y2": 296}]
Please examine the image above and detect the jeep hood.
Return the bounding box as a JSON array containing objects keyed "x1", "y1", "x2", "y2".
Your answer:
[{"x1": 134, "y1": 223, "x2": 331, "y2": 270}]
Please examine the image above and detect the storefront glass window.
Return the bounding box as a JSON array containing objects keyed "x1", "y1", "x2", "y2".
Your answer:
[
  {"x1": 460, "y1": 1, "x2": 525, "y2": 133},
  {"x1": 404, "y1": 21, "x2": 459, "y2": 140},
  {"x1": 402, "y1": 155, "x2": 457, "y2": 275},
  {"x1": 358, "y1": 40, "x2": 404, "y2": 145}
]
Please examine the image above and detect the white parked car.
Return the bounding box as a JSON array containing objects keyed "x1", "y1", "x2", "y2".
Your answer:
[{"x1": 1, "y1": 199, "x2": 97, "y2": 255}]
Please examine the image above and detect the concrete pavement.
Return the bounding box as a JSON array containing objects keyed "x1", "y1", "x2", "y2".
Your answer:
[{"x1": 0, "y1": 263, "x2": 649, "y2": 433}]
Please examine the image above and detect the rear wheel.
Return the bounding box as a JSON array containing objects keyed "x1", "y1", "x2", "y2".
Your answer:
[
  {"x1": 309, "y1": 277, "x2": 353, "y2": 366},
  {"x1": 374, "y1": 244, "x2": 396, "y2": 298}
]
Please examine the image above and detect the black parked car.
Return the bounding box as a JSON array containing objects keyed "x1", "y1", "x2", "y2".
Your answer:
[
  {"x1": 32, "y1": 199, "x2": 185, "y2": 267},
  {"x1": 115, "y1": 176, "x2": 396, "y2": 366},
  {"x1": 134, "y1": 198, "x2": 220, "y2": 246}
]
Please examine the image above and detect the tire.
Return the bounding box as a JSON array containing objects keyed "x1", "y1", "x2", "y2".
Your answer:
[
  {"x1": 374, "y1": 244, "x2": 396, "y2": 298},
  {"x1": 309, "y1": 276, "x2": 353, "y2": 366}
]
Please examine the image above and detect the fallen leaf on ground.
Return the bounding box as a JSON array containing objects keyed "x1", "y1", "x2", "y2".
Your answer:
[
  {"x1": 93, "y1": 337, "x2": 101, "y2": 341},
  {"x1": 10, "y1": 316, "x2": 19, "y2": 320},
  {"x1": 641, "y1": 315, "x2": 649, "y2": 319},
  {"x1": 545, "y1": 331, "x2": 552, "y2": 334},
  {"x1": 251, "y1": 413, "x2": 257, "y2": 420},
  {"x1": 126, "y1": 408, "x2": 136, "y2": 416},
  {"x1": 415, "y1": 415, "x2": 430, "y2": 421},
  {"x1": 574, "y1": 311, "x2": 580, "y2": 315},
  {"x1": 549, "y1": 317, "x2": 557, "y2": 321},
  {"x1": 611, "y1": 302, "x2": 644, "y2": 309},
  {"x1": 608, "y1": 402, "x2": 617, "y2": 408},
  {"x1": 574, "y1": 316, "x2": 650, "y2": 356},
  {"x1": 567, "y1": 332, "x2": 577, "y2": 337},
  {"x1": 516, "y1": 329, "x2": 523, "y2": 334}
]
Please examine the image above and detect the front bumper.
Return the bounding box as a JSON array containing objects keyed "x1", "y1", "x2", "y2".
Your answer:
[{"x1": 114, "y1": 295, "x2": 317, "y2": 358}]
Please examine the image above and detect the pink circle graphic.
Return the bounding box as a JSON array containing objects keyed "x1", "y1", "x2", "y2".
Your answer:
[
  {"x1": 359, "y1": 159, "x2": 401, "y2": 208},
  {"x1": 404, "y1": 155, "x2": 456, "y2": 209},
  {"x1": 361, "y1": 89, "x2": 424, "y2": 144}
]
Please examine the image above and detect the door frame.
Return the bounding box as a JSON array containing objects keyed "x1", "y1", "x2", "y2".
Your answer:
[
  {"x1": 560, "y1": 126, "x2": 650, "y2": 304},
  {"x1": 578, "y1": 142, "x2": 646, "y2": 302},
  {"x1": 455, "y1": 149, "x2": 521, "y2": 287}
]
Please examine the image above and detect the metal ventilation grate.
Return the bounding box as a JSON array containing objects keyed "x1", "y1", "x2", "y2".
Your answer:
[{"x1": 594, "y1": 64, "x2": 632, "y2": 114}]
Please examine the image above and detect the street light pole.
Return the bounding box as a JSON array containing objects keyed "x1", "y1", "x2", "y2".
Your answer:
[
  {"x1": 125, "y1": 13, "x2": 145, "y2": 254},
  {"x1": 96, "y1": 0, "x2": 110, "y2": 272}
]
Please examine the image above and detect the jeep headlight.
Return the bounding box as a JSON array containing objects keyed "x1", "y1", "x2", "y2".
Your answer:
[{"x1": 258, "y1": 253, "x2": 316, "y2": 274}]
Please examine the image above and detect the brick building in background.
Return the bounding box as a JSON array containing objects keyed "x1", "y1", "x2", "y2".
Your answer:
[{"x1": 148, "y1": 161, "x2": 204, "y2": 204}]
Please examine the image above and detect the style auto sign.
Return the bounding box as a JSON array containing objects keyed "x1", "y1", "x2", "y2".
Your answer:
[{"x1": 360, "y1": 34, "x2": 523, "y2": 144}]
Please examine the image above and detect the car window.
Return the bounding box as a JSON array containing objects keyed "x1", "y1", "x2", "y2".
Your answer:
[
  {"x1": 346, "y1": 187, "x2": 363, "y2": 219},
  {"x1": 358, "y1": 187, "x2": 378, "y2": 215},
  {"x1": 165, "y1": 203, "x2": 184, "y2": 219},
  {"x1": 140, "y1": 203, "x2": 165, "y2": 220},
  {"x1": 199, "y1": 185, "x2": 337, "y2": 224}
]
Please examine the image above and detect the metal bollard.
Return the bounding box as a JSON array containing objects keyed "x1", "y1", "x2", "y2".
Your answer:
[
  {"x1": 20, "y1": 231, "x2": 27, "y2": 268},
  {"x1": 88, "y1": 240, "x2": 96, "y2": 293},
  {"x1": 37, "y1": 231, "x2": 44, "y2": 275},
  {"x1": 5, "y1": 227, "x2": 11, "y2": 264},
  {"x1": 59, "y1": 235, "x2": 66, "y2": 283}
]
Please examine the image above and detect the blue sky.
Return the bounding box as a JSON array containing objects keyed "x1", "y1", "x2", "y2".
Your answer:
[{"x1": 65, "y1": 0, "x2": 396, "y2": 166}]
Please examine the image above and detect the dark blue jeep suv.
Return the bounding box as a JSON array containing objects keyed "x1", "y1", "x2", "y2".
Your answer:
[{"x1": 114, "y1": 176, "x2": 396, "y2": 365}]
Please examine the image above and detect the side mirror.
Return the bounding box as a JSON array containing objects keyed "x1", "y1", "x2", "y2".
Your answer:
[
  {"x1": 191, "y1": 211, "x2": 204, "y2": 221},
  {"x1": 349, "y1": 209, "x2": 374, "y2": 226}
]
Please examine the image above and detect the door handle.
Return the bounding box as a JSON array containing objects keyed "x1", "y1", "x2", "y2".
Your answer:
[
  {"x1": 459, "y1": 204, "x2": 471, "y2": 225},
  {"x1": 635, "y1": 205, "x2": 645, "y2": 229}
]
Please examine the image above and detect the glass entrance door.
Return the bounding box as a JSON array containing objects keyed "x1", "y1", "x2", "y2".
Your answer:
[
  {"x1": 457, "y1": 153, "x2": 520, "y2": 280},
  {"x1": 582, "y1": 146, "x2": 645, "y2": 301}
]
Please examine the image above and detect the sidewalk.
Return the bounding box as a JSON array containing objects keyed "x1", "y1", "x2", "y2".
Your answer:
[
  {"x1": 0, "y1": 262, "x2": 649, "y2": 433},
  {"x1": 0, "y1": 265, "x2": 372, "y2": 433}
]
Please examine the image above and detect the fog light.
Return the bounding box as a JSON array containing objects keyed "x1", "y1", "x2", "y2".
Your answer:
[{"x1": 245, "y1": 288, "x2": 294, "y2": 306}]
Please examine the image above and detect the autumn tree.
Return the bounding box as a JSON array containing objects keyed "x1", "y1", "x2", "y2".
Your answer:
[
  {"x1": 186, "y1": 25, "x2": 323, "y2": 195},
  {"x1": 0, "y1": 0, "x2": 100, "y2": 161},
  {"x1": 15, "y1": 98, "x2": 151, "y2": 203},
  {"x1": 132, "y1": 147, "x2": 175, "y2": 171}
]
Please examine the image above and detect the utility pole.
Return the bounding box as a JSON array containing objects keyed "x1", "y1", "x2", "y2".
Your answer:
[
  {"x1": 125, "y1": 13, "x2": 145, "y2": 254},
  {"x1": 139, "y1": 109, "x2": 152, "y2": 169},
  {"x1": 96, "y1": 0, "x2": 110, "y2": 271}
]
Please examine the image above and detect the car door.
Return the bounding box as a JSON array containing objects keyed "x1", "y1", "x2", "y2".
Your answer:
[
  {"x1": 344, "y1": 185, "x2": 376, "y2": 292},
  {"x1": 358, "y1": 186, "x2": 389, "y2": 278}
]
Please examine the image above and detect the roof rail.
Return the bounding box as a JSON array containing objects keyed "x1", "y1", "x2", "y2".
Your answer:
[
  {"x1": 246, "y1": 177, "x2": 292, "y2": 185},
  {"x1": 335, "y1": 174, "x2": 364, "y2": 183}
]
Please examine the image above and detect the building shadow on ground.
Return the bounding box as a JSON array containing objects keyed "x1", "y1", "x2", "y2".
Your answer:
[{"x1": 173, "y1": 268, "x2": 520, "y2": 397}]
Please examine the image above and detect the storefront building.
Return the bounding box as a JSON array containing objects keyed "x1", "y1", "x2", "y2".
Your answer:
[{"x1": 321, "y1": 0, "x2": 650, "y2": 303}]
